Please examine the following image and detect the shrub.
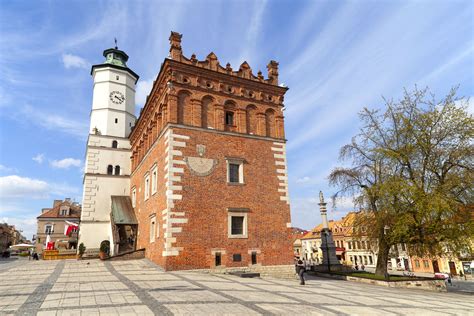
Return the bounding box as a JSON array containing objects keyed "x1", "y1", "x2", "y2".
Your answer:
[
  {"x1": 99, "y1": 240, "x2": 110, "y2": 256},
  {"x1": 78, "y1": 243, "x2": 86, "y2": 257}
]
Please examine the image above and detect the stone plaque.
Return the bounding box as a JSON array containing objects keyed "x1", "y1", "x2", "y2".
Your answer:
[{"x1": 185, "y1": 157, "x2": 218, "y2": 177}]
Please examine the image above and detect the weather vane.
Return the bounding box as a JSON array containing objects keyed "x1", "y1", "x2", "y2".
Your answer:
[{"x1": 114, "y1": 38, "x2": 118, "y2": 49}]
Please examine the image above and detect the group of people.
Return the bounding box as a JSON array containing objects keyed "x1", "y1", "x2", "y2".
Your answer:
[
  {"x1": 354, "y1": 264, "x2": 365, "y2": 271},
  {"x1": 28, "y1": 249, "x2": 39, "y2": 260}
]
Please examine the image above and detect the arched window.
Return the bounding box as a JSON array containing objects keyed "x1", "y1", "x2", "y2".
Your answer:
[
  {"x1": 201, "y1": 96, "x2": 213, "y2": 128},
  {"x1": 107, "y1": 165, "x2": 113, "y2": 175},
  {"x1": 265, "y1": 109, "x2": 275, "y2": 137},
  {"x1": 115, "y1": 165, "x2": 121, "y2": 175},
  {"x1": 177, "y1": 91, "x2": 190, "y2": 125},
  {"x1": 224, "y1": 101, "x2": 236, "y2": 130},
  {"x1": 246, "y1": 105, "x2": 257, "y2": 134},
  {"x1": 112, "y1": 140, "x2": 118, "y2": 148}
]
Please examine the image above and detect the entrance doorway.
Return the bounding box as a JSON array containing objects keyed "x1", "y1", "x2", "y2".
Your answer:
[
  {"x1": 432, "y1": 260, "x2": 440, "y2": 273},
  {"x1": 449, "y1": 261, "x2": 457, "y2": 275},
  {"x1": 403, "y1": 258, "x2": 409, "y2": 271},
  {"x1": 117, "y1": 224, "x2": 137, "y2": 254}
]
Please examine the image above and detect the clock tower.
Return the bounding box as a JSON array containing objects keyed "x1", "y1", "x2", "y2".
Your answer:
[{"x1": 78, "y1": 46, "x2": 140, "y2": 254}]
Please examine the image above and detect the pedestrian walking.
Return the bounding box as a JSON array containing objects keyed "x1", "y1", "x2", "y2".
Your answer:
[
  {"x1": 361, "y1": 264, "x2": 365, "y2": 271},
  {"x1": 295, "y1": 257, "x2": 305, "y2": 285}
]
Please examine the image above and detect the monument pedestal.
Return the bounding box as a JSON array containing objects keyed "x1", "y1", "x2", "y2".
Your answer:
[{"x1": 319, "y1": 228, "x2": 342, "y2": 272}]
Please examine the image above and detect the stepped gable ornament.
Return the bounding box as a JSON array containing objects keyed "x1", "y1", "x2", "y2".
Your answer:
[{"x1": 185, "y1": 144, "x2": 218, "y2": 177}]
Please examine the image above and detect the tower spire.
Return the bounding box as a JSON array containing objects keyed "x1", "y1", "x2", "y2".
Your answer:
[{"x1": 114, "y1": 37, "x2": 118, "y2": 49}]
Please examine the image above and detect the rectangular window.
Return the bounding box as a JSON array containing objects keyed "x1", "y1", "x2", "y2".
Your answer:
[
  {"x1": 423, "y1": 260, "x2": 429, "y2": 268},
  {"x1": 233, "y1": 253, "x2": 242, "y2": 262},
  {"x1": 215, "y1": 252, "x2": 221, "y2": 266},
  {"x1": 231, "y1": 216, "x2": 244, "y2": 235},
  {"x1": 348, "y1": 242, "x2": 352, "y2": 250},
  {"x1": 226, "y1": 158, "x2": 244, "y2": 184},
  {"x1": 144, "y1": 173, "x2": 150, "y2": 200},
  {"x1": 151, "y1": 165, "x2": 157, "y2": 195},
  {"x1": 45, "y1": 225, "x2": 53, "y2": 234},
  {"x1": 401, "y1": 243, "x2": 406, "y2": 251},
  {"x1": 229, "y1": 163, "x2": 240, "y2": 183},
  {"x1": 132, "y1": 187, "x2": 136, "y2": 207},
  {"x1": 415, "y1": 260, "x2": 420, "y2": 268},
  {"x1": 369, "y1": 256, "x2": 373, "y2": 265},
  {"x1": 251, "y1": 252, "x2": 257, "y2": 265},
  {"x1": 228, "y1": 211, "x2": 248, "y2": 239},
  {"x1": 150, "y1": 216, "x2": 156, "y2": 243},
  {"x1": 225, "y1": 111, "x2": 234, "y2": 125}
]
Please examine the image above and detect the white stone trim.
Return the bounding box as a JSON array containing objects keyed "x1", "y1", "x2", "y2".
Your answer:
[
  {"x1": 286, "y1": 222, "x2": 292, "y2": 228},
  {"x1": 271, "y1": 142, "x2": 290, "y2": 205},
  {"x1": 162, "y1": 129, "x2": 189, "y2": 257}
]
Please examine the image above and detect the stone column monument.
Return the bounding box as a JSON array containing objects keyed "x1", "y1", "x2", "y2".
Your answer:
[{"x1": 319, "y1": 191, "x2": 341, "y2": 271}]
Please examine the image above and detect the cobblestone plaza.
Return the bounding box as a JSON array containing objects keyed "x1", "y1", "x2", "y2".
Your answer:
[{"x1": 0, "y1": 259, "x2": 472, "y2": 315}]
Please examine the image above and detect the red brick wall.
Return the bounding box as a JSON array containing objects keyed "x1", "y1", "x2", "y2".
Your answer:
[
  {"x1": 132, "y1": 134, "x2": 168, "y2": 267},
  {"x1": 131, "y1": 125, "x2": 293, "y2": 270}
]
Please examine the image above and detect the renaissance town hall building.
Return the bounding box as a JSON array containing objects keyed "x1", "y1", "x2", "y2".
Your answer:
[{"x1": 79, "y1": 32, "x2": 293, "y2": 271}]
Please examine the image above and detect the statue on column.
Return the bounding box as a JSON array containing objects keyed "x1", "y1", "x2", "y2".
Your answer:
[{"x1": 318, "y1": 191, "x2": 342, "y2": 272}]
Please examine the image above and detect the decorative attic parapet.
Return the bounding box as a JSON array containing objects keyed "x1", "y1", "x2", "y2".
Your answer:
[
  {"x1": 267, "y1": 60, "x2": 279, "y2": 85},
  {"x1": 169, "y1": 31, "x2": 183, "y2": 60},
  {"x1": 167, "y1": 31, "x2": 281, "y2": 86}
]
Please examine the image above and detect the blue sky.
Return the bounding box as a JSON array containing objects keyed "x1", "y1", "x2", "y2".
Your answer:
[{"x1": 0, "y1": 0, "x2": 473, "y2": 239}]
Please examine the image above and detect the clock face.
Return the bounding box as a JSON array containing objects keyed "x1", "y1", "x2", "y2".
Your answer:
[{"x1": 109, "y1": 91, "x2": 125, "y2": 104}]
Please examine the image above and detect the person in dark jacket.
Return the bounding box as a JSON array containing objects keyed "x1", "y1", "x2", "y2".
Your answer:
[{"x1": 295, "y1": 257, "x2": 305, "y2": 285}]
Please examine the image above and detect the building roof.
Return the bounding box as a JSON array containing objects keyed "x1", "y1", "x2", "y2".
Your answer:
[
  {"x1": 301, "y1": 211, "x2": 364, "y2": 240},
  {"x1": 37, "y1": 199, "x2": 81, "y2": 219}
]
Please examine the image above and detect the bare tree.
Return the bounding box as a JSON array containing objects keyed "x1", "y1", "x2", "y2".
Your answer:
[{"x1": 329, "y1": 86, "x2": 474, "y2": 277}]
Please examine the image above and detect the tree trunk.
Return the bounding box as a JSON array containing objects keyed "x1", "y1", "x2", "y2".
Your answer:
[{"x1": 375, "y1": 234, "x2": 390, "y2": 277}]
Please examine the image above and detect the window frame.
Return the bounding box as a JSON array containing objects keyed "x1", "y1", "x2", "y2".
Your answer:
[
  {"x1": 131, "y1": 187, "x2": 136, "y2": 207},
  {"x1": 44, "y1": 224, "x2": 53, "y2": 235},
  {"x1": 228, "y1": 210, "x2": 248, "y2": 239},
  {"x1": 144, "y1": 173, "x2": 150, "y2": 200},
  {"x1": 225, "y1": 111, "x2": 234, "y2": 126},
  {"x1": 151, "y1": 164, "x2": 157, "y2": 195},
  {"x1": 226, "y1": 158, "x2": 244, "y2": 184},
  {"x1": 149, "y1": 215, "x2": 156, "y2": 243}
]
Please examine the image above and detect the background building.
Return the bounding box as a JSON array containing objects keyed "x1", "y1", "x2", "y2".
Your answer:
[
  {"x1": 0, "y1": 223, "x2": 27, "y2": 253},
  {"x1": 36, "y1": 198, "x2": 81, "y2": 253}
]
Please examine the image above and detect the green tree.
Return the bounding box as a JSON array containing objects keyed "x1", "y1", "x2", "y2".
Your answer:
[{"x1": 329, "y1": 86, "x2": 474, "y2": 277}]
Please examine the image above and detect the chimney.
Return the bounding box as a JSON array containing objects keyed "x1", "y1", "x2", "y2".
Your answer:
[
  {"x1": 267, "y1": 60, "x2": 279, "y2": 85},
  {"x1": 169, "y1": 31, "x2": 182, "y2": 60}
]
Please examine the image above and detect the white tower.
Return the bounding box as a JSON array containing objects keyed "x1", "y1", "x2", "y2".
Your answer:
[{"x1": 79, "y1": 46, "x2": 139, "y2": 255}]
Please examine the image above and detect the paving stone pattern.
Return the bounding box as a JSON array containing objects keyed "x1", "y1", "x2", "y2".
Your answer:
[{"x1": 0, "y1": 259, "x2": 472, "y2": 315}]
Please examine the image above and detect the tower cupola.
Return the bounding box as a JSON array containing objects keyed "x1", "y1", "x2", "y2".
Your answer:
[{"x1": 103, "y1": 48, "x2": 129, "y2": 68}]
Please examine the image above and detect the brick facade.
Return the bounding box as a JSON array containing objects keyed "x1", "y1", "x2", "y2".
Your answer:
[{"x1": 129, "y1": 32, "x2": 293, "y2": 270}]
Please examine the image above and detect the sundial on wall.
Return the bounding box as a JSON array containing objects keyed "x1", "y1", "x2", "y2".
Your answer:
[{"x1": 185, "y1": 144, "x2": 218, "y2": 176}]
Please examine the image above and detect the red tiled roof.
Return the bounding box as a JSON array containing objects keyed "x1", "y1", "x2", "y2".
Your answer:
[{"x1": 37, "y1": 200, "x2": 81, "y2": 219}]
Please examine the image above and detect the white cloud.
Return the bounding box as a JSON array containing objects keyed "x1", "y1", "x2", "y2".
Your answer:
[
  {"x1": 50, "y1": 158, "x2": 81, "y2": 169},
  {"x1": 296, "y1": 176, "x2": 311, "y2": 184},
  {"x1": 62, "y1": 53, "x2": 90, "y2": 69},
  {"x1": 0, "y1": 175, "x2": 80, "y2": 200},
  {"x1": 0, "y1": 164, "x2": 17, "y2": 173},
  {"x1": 0, "y1": 175, "x2": 50, "y2": 199},
  {"x1": 19, "y1": 105, "x2": 88, "y2": 139},
  {"x1": 135, "y1": 79, "x2": 154, "y2": 107},
  {"x1": 32, "y1": 153, "x2": 45, "y2": 164}
]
